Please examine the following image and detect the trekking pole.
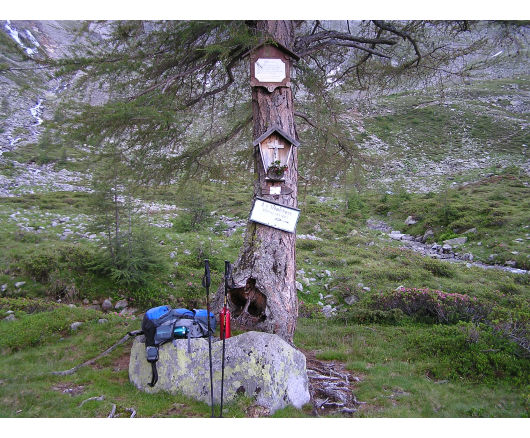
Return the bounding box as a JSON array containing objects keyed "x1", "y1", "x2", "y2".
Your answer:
[
  {"x1": 219, "y1": 260, "x2": 232, "y2": 417},
  {"x1": 202, "y1": 259, "x2": 214, "y2": 418}
]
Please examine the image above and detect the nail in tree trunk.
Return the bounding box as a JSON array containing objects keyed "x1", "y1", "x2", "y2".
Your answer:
[{"x1": 212, "y1": 20, "x2": 298, "y2": 343}]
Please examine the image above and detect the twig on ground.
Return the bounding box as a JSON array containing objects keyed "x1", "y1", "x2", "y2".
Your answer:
[
  {"x1": 108, "y1": 404, "x2": 117, "y2": 418},
  {"x1": 126, "y1": 408, "x2": 137, "y2": 418},
  {"x1": 79, "y1": 395, "x2": 105, "y2": 407}
]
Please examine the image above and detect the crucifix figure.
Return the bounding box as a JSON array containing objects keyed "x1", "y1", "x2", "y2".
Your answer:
[{"x1": 268, "y1": 138, "x2": 284, "y2": 162}]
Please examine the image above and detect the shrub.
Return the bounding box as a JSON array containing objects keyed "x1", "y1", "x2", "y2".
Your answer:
[
  {"x1": 298, "y1": 300, "x2": 324, "y2": 319},
  {"x1": 23, "y1": 252, "x2": 58, "y2": 282},
  {"x1": 372, "y1": 287, "x2": 490, "y2": 324},
  {"x1": 409, "y1": 323, "x2": 529, "y2": 385},
  {"x1": 423, "y1": 258, "x2": 455, "y2": 278},
  {"x1": 337, "y1": 307, "x2": 405, "y2": 325}
]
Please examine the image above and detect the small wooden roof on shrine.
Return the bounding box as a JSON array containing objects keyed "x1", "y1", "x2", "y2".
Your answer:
[
  {"x1": 252, "y1": 125, "x2": 300, "y2": 148},
  {"x1": 245, "y1": 40, "x2": 301, "y2": 62}
]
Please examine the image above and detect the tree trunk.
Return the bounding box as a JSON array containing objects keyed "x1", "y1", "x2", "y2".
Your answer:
[{"x1": 212, "y1": 20, "x2": 298, "y2": 343}]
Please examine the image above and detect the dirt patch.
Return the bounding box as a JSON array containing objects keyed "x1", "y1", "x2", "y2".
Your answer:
[
  {"x1": 51, "y1": 382, "x2": 86, "y2": 396},
  {"x1": 160, "y1": 403, "x2": 203, "y2": 418},
  {"x1": 113, "y1": 351, "x2": 131, "y2": 372},
  {"x1": 302, "y1": 349, "x2": 367, "y2": 416}
]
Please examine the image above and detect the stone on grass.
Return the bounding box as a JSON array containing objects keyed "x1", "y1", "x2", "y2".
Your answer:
[
  {"x1": 129, "y1": 331, "x2": 310, "y2": 414},
  {"x1": 70, "y1": 321, "x2": 83, "y2": 331},
  {"x1": 344, "y1": 295, "x2": 357, "y2": 305},
  {"x1": 405, "y1": 216, "x2": 417, "y2": 226},
  {"x1": 4, "y1": 314, "x2": 16, "y2": 321},
  {"x1": 115, "y1": 299, "x2": 128, "y2": 310},
  {"x1": 98, "y1": 319, "x2": 108, "y2": 324},
  {"x1": 422, "y1": 229, "x2": 434, "y2": 242},
  {"x1": 15, "y1": 281, "x2": 25, "y2": 288},
  {"x1": 101, "y1": 299, "x2": 112, "y2": 312},
  {"x1": 443, "y1": 236, "x2": 467, "y2": 246}
]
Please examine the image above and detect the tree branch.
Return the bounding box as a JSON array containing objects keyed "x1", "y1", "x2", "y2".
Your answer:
[
  {"x1": 372, "y1": 20, "x2": 422, "y2": 66},
  {"x1": 51, "y1": 330, "x2": 142, "y2": 376}
]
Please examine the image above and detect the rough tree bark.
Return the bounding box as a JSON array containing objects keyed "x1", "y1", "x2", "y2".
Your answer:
[{"x1": 212, "y1": 20, "x2": 299, "y2": 343}]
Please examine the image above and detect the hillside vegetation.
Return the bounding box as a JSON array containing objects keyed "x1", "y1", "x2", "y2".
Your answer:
[{"x1": 1, "y1": 56, "x2": 529, "y2": 417}]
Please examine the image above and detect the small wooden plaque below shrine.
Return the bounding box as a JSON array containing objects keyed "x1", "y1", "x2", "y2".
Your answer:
[{"x1": 261, "y1": 185, "x2": 293, "y2": 196}]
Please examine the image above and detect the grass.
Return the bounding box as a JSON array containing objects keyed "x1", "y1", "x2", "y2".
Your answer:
[{"x1": 294, "y1": 320, "x2": 529, "y2": 417}]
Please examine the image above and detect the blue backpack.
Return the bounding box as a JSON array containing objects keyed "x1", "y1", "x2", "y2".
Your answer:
[{"x1": 141, "y1": 305, "x2": 216, "y2": 387}]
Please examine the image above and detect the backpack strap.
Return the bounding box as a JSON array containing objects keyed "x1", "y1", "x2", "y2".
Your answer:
[{"x1": 148, "y1": 362, "x2": 158, "y2": 387}]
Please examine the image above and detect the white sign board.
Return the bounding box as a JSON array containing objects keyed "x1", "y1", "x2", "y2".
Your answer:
[
  {"x1": 249, "y1": 198, "x2": 300, "y2": 233},
  {"x1": 254, "y1": 58, "x2": 286, "y2": 83}
]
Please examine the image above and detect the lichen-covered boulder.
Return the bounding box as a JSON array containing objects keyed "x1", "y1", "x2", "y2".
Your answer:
[{"x1": 129, "y1": 331, "x2": 310, "y2": 413}]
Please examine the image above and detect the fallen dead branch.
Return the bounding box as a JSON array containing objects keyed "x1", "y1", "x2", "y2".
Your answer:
[
  {"x1": 79, "y1": 395, "x2": 105, "y2": 407},
  {"x1": 51, "y1": 330, "x2": 142, "y2": 376}
]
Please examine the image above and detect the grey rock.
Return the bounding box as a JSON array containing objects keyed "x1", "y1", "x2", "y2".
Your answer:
[
  {"x1": 6, "y1": 310, "x2": 14, "y2": 314},
  {"x1": 362, "y1": 286, "x2": 371, "y2": 292},
  {"x1": 442, "y1": 244, "x2": 453, "y2": 254},
  {"x1": 70, "y1": 321, "x2": 83, "y2": 330},
  {"x1": 389, "y1": 231, "x2": 404, "y2": 240},
  {"x1": 505, "y1": 260, "x2": 517, "y2": 267},
  {"x1": 4, "y1": 314, "x2": 16, "y2": 321},
  {"x1": 15, "y1": 281, "x2": 26, "y2": 288},
  {"x1": 405, "y1": 216, "x2": 417, "y2": 226},
  {"x1": 321, "y1": 305, "x2": 335, "y2": 318},
  {"x1": 324, "y1": 270, "x2": 331, "y2": 277},
  {"x1": 101, "y1": 299, "x2": 113, "y2": 312},
  {"x1": 489, "y1": 254, "x2": 498, "y2": 261},
  {"x1": 129, "y1": 332, "x2": 310, "y2": 413},
  {"x1": 98, "y1": 319, "x2": 108, "y2": 324},
  {"x1": 1, "y1": 284, "x2": 7, "y2": 292},
  {"x1": 401, "y1": 234, "x2": 414, "y2": 241},
  {"x1": 443, "y1": 236, "x2": 467, "y2": 246},
  {"x1": 295, "y1": 281, "x2": 304, "y2": 292},
  {"x1": 464, "y1": 228, "x2": 477, "y2": 234},
  {"x1": 68, "y1": 304, "x2": 76, "y2": 308},
  {"x1": 344, "y1": 295, "x2": 358, "y2": 305},
  {"x1": 461, "y1": 253, "x2": 474, "y2": 262},
  {"x1": 115, "y1": 299, "x2": 128, "y2": 310},
  {"x1": 422, "y1": 229, "x2": 434, "y2": 242}
]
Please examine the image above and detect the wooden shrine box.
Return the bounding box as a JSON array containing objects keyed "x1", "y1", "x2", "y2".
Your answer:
[
  {"x1": 250, "y1": 41, "x2": 300, "y2": 92},
  {"x1": 253, "y1": 126, "x2": 300, "y2": 183}
]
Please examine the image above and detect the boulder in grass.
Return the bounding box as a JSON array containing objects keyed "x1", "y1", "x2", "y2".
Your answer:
[
  {"x1": 443, "y1": 236, "x2": 467, "y2": 246},
  {"x1": 129, "y1": 331, "x2": 310, "y2": 414}
]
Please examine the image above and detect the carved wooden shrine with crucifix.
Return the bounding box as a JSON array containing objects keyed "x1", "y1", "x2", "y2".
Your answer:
[{"x1": 253, "y1": 126, "x2": 300, "y2": 195}]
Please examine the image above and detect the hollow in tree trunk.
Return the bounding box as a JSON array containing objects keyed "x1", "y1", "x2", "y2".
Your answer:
[{"x1": 212, "y1": 21, "x2": 298, "y2": 343}]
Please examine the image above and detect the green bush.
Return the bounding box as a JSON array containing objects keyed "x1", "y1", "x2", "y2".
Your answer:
[
  {"x1": 0, "y1": 305, "x2": 101, "y2": 351},
  {"x1": 372, "y1": 287, "x2": 490, "y2": 324},
  {"x1": 337, "y1": 307, "x2": 405, "y2": 325},
  {"x1": 423, "y1": 258, "x2": 455, "y2": 278},
  {"x1": 23, "y1": 252, "x2": 58, "y2": 283},
  {"x1": 91, "y1": 229, "x2": 168, "y2": 289},
  {"x1": 409, "y1": 323, "x2": 529, "y2": 385}
]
